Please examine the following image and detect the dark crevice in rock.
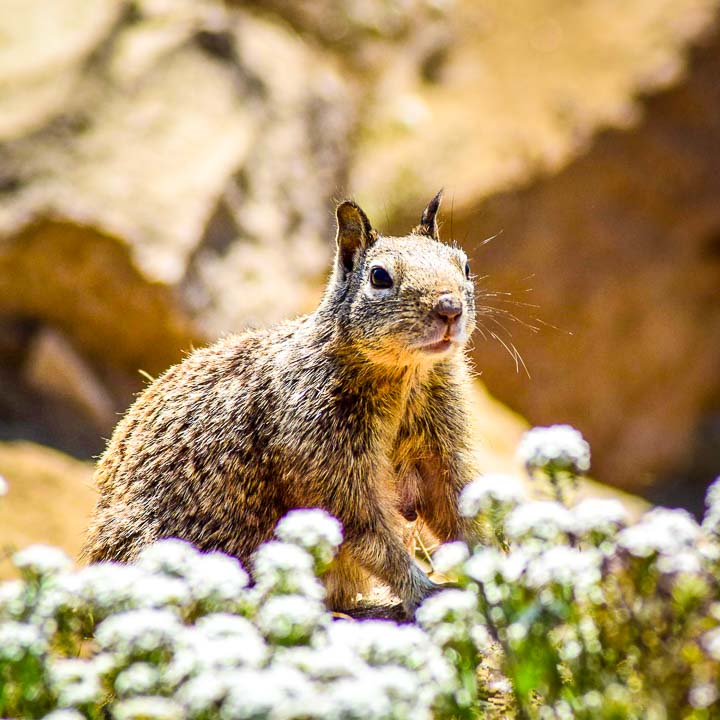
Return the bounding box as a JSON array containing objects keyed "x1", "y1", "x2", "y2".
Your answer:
[
  {"x1": 650, "y1": 408, "x2": 720, "y2": 517},
  {"x1": 195, "y1": 29, "x2": 238, "y2": 63}
]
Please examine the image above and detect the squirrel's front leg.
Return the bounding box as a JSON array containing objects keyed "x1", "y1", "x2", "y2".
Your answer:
[
  {"x1": 338, "y1": 499, "x2": 439, "y2": 616},
  {"x1": 416, "y1": 450, "x2": 476, "y2": 543}
]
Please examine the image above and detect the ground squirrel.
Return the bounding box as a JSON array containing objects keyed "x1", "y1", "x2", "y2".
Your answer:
[{"x1": 82, "y1": 192, "x2": 479, "y2": 615}]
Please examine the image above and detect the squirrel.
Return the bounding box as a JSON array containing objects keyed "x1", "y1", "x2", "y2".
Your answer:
[{"x1": 82, "y1": 191, "x2": 479, "y2": 616}]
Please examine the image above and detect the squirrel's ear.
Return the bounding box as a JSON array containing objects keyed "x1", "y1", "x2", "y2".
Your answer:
[
  {"x1": 336, "y1": 200, "x2": 376, "y2": 275},
  {"x1": 414, "y1": 189, "x2": 443, "y2": 240}
]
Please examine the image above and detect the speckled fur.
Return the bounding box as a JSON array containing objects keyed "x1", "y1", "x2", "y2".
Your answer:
[{"x1": 82, "y1": 195, "x2": 479, "y2": 615}]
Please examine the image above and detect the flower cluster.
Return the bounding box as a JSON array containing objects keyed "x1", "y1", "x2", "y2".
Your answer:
[
  {"x1": 516, "y1": 424, "x2": 591, "y2": 476},
  {"x1": 439, "y1": 427, "x2": 720, "y2": 717},
  {"x1": 2, "y1": 429, "x2": 720, "y2": 719},
  {"x1": 0, "y1": 508, "x2": 458, "y2": 720},
  {"x1": 517, "y1": 425, "x2": 591, "y2": 504}
]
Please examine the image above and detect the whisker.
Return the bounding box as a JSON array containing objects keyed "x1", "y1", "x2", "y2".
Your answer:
[
  {"x1": 477, "y1": 305, "x2": 541, "y2": 334},
  {"x1": 478, "y1": 229, "x2": 504, "y2": 247},
  {"x1": 489, "y1": 330, "x2": 531, "y2": 378},
  {"x1": 473, "y1": 324, "x2": 489, "y2": 342},
  {"x1": 450, "y1": 192, "x2": 455, "y2": 242},
  {"x1": 481, "y1": 313, "x2": 517, "y2": 339},
  {"x1": 476, "y1": 294, "x2": 540, "y2": 310}
]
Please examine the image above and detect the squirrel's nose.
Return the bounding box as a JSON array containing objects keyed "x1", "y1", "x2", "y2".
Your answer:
[{"x1": 433, "y1": 294, "x2": 463, "y2": 323}]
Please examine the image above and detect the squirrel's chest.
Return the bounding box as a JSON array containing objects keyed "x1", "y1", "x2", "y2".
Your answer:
[{"x1": 386, "y1": 406, "x2": 431, "y2": 522}]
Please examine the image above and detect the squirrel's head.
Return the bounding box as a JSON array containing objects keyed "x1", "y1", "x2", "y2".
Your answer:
[{"x1": 326, "y1": 191, "x2": 476, "y2": 368}]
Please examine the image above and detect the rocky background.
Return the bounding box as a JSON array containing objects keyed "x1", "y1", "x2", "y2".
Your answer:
[{"x1": 0, "y1": 0, "x2": 718, "y2": 561}]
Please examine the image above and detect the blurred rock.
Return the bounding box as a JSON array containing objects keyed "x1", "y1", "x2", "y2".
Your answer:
[
  {"x1": 23, "y1": 327, "x2": 116, "y2": 430},
  {"x1": 352, "y1": 0, "x2": 716, "y2": 218},
  {"x1": 0, "y1": 0, "x2": 121, "y2": 140},
  {"x1": 0, "y1": 0, "x2": 715, "y2": 514},
  {"x1": 466, "y1": 383, "x2": 648, "y2": 520},
  {"x1": 355, "y1": 1, "x2": 719, "y2": 508},
  {"x1": 0, "y1": 0, "x2": 351, "y2": 378},
  {"x1": 238, "y1": 0, "x2": 452, "y2": 71},
  {"x1": 0, "y1": 441, "x2": 95, "y2": 577},
  {"x1": 449, "y1": 29, "x2": 720, "y2": 510}
]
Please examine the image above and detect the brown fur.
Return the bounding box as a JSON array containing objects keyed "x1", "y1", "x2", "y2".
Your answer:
[{"x1": 82, "y1": 194, "x2": 479, "y2": 615}]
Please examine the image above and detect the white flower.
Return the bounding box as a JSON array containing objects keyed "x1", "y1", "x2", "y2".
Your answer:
[
  {"x1": 219, "y1": 670, "x2": 280, "y2": 719},
  {"x1": 705, "y1": 477, "x2": 720, "y2": 512},
  {"x1": 0, "y1": 580, "x2": 27, "y2": 620},
  {"x1": 273, "y1": 644, "x2": 365, "y2": 681},
  {"x1": 500, "y1": 549, "x2": 532, "y2": 584},
  {"x1": 57, "y1": 562, "x2": 191, "y2": 616},
  {"x1": 417, "y1": 589, "x2": 477, "y2": 628},
  {"x1": 702, "y1": 627, "x2": 720, "y2": 660},
  {"x1": 275, "y1": 509, "x2": 343, "y2": 567},
  {"x1": 13, "y1": 545, "x2": 73, "y2": 577},
  {"x1": 470, "y1": 624, "x2": 494, "y2": 653},
  {"x1": 464, "y1": 548, "x2": 503, "y2": 584},
  {"x1": 459, "y1": 474, "x2": 525, "y2": 518},
  {"x1": 703, "y1": 477, "x2": 720, "y2": 533},
  {"x1": 139, "y1": 541, "x2": 250, "y2": 607},
  {"x1": 186, "y1": 552, "x2": 249, "y2": 607},
  {"x1": 571, "y1": 498, "x2": 627, "y2": 535},
  {"x1": 327, "y1": 620, "x2": 436, "y2": 674},
  {"x1": 517, "y1": 425, "x2": 591, "y2": 475},
  {"x1": 111, "y1": 696, "x2": 183, "y2": 720},
  {"x1": 254, "y1": 540, "x2": 314, "y2": 577},
  {"x1": 689, "y1": 683, "x2": 718, "y2": 709},
  {"x1": 340, "y1": 665, "x2": 428, "y2": 720},
  {"x1": 49, "y1": 658, "x2": 104, "y2": 708},
  {"x1": 367, "y1": 665, "x2": 425, "y2": 715},
  {"x1": 56, "y1": 563, "x2": 148, "y2": 617},
  {"x1": 617, "y1": 507, "x2": 701, "y2": 558},
  {"x1": 41, "y1": 711, "x2": 85, "y2": 720},
  {"x1": 0, "y1": 475, "x2": 7, "y2": 496},
  {"x1": 136, "y1": 539, "x2": 201, "y2": 578},
  {"x1": 175, "y1": 670, "x2": 236, "y2": 717},
  {"x1": 95, "y1": 609, "x2": 183, "y2": 659},
  {"x1": 220, "y1": 667, "x2": 315, "y2": 720},
  {"x1": 0, "y1": 621, "x2": 47, "y2": 660},
  {"x1": 195, "y1": 612, "x2": 264, "y2": 644},
  {"x1": 324, "y1": 675, "x2": 394, "y2": 720},
  {"x1": 657, "y1": 550, "x2": 702, "y2": 575},
  {"x1": 114, "y1": 662, "x2": 162, "y2": 698},
  {"x1": 506, "y1": 621, "x2": 528, "y2": 645},
  {"x1": 91, "y1": 652, "x2": 116, "y2": 678},
  {"x1": 253, "y1": 541, "x2": 323, "y2": 598},
  {"x1": 505, "y1": 501, "x2": 575, "y2": 541},
  {"x1": 432, "y1": 541, "x2": 469, "y2": 574},
  {"x1": 171, "y1": 614, "x2": 268, "y2": 677},
  {"x1": 524, "y1": 547, "x2": 602, "y2": 592},
  {"x1": 417, "y1": 589, "x2": 484, "y2": 649},
  {"x1": 256, "y1": 594, "x2": 327, "y2": 644},
  {"x1": 127, "y1": 575, "x2": 191, "y2": 611}
]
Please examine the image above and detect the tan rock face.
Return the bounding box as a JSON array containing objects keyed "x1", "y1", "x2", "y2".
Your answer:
[
  {"x1": 449, "y1": 32, "x2": 720, "y2": 509},
  {"x1": 0, "y1": 442, "x2": 95, "y2": 577},
  {"x1": 0, "y1": 0, "x2": 715, "y2": 514},
  {"x1": 0, "y1": 0, "x2": 353, "y2": 450},
  {"x1": 351, "y1": 0, "x2": 716, "y2": 219},
  {"x1": 0, "y1": 2, "x2": 350, "y2": 333}
]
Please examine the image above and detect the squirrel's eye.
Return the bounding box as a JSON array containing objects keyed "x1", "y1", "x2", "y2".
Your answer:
[
  {"x1": 370, "y1": 266, "x2": 393, "y2": 289},
  {"x1": 464, "y1": 261, "x2": 471, "y2": 279}
]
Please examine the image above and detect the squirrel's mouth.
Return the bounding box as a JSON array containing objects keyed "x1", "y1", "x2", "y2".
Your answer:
[
  {"x1": 414, "y1": 323, "x2": 465, "y2": 354},
  {"x1": 420, "y1": 338, "x2": 456, "y2": 354}
]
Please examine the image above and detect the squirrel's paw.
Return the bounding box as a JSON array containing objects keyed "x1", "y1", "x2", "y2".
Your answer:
[{"x1": 402, "y1": 566, "x2": 443, "y2": 619}]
